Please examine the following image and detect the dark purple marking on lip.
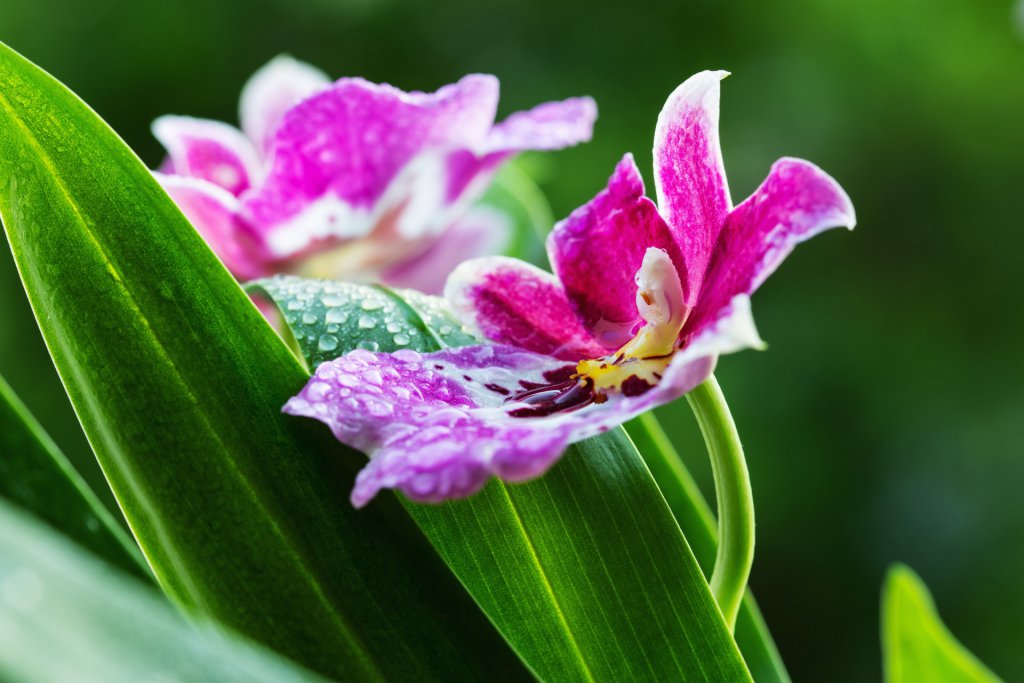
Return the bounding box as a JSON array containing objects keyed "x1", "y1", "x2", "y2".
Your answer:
[
  {"x1": 485, "y1": 383, "x2": 511, "y2": 396},
  {"x1": 507, "y1": 377, "x2": 597, "y2": 418},
  {"x1": 620, "y1": 375, "x2": 654, "y2": 397}
]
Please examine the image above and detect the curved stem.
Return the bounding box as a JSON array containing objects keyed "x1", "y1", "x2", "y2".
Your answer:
[{"x1": 685, "y1": 375, "x2": 754, "y2": 633}]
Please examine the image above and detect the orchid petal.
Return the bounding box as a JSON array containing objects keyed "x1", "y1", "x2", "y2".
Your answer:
[
  {"x1": 239, "y1": 54, "x2": 330, "y2": 157},
  {"x1": 152, "y1": 116, "x2": 261, "y2": 196},
  {"x1": 484, "y1": 96, "x2": 597, "y2": 153},
  {"x1": 242, "y1": 74, "x2": 500, "y2": 257},
  {"x1": 443, "y1": 97, "x2": 597, "y2": 207},
  {"x1": 381, "y1": 206, "x2": 513, "y2": 295},
  {"x1": 547, "y1": 154, "x2": 687, "y2": 347},
  {"x1": 685, "y1": 157, "x2": 855, "y2": 336},
  {"x1": 283, "y1": 346, "x2": 575, "y2": 507},
  {"x1": 445, "y1": 257, "x2": 611, "y2": 360},
  {"x1": 652, "y1": 70, "x2": 732, "y2": 305},
  {"x1": 154, "y1": 173, "x2": 269, "y2": 280}
]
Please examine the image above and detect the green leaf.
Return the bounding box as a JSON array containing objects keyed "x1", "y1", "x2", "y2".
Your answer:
[
  {"x1": 256, "y1": 276, "x2": 754, "y2": 681},
  {"x1": 0, "y1": 373, "x2": 150, "y2": 581},
  {"x1": 0, "y1": 498, "x2": 326, "y2": 683},
  {"x1": 0, "y1": 41, "x2": 529, "y2": 681},
  {"x1": 882, "y1": 564, "x2": 1001, "y2": 683},
  {"x1": 626, "y1": 412, "x2": 791, "y2": 683}
]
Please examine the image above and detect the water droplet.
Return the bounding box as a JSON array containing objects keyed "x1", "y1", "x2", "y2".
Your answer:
[
  {"x1": 302, "y1": 312, "x2": 318, "y2": 326},
  {"x1": 325, "y1": 308, "x2": 348, "y2": 324},
  {"x1": 393, "y1": 334, "x2": 410, "y2": 346},
  {"x1": 286, "y1": 300, "x2": 304, "y2": 311},
  {"x1": 358, "y1": 315, "x2": 377, "y2": 329},
  {"x1": 318, "y1": 335, "x2": 339, "y2": 352},
  {"x1": 361, "y1": 298, "x2": 385, "y2": 311},
  {"x1": 357, "y1": 340, "x2": 380, "y2": 352}
]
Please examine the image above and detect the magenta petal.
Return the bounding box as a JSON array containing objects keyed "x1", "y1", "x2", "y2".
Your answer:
[
  {"x1": 652, "y1": 70, "x2": 732, "y2": 305},
  {"x1": 485, "y1": 96, "x2": 597, "y2": 153},
  {"x1": 282, "y1": 347, "x2": 575, "y2": 507},
  {"x1": 243, "y1": 74, "x2": 500, "y2": 248},
  {"x1": 152, "y1": 116, "x2": 261, "y2": 196},
  {"x1": 547, "y1": 154, "x2": 687, "y2": 348},
  {"x1": 155, "y1": 174, "x2": 269, "y2": 280},
  {"x1": 444, "y1": 96, "x2": 597, "y2": 205},
  {"x1": 685, "y1": 158, "x2": 856, "y2": 336},
  {"x1": 239, "y1": 55, "x2": 330, "y2": 157},
  {"x1": 381, "y1": 206, "x2": 512, "y2": 295},
  {"x1": 445, "y1": 257, "x2": 610, "y2": 360}
]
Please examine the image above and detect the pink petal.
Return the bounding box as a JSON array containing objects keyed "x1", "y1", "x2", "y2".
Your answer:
[
  {"x1": 152, "y1": 116, "x2": 262, "y2": 196},
  {"x1": 547, "y1": 154, "x2": 688, "y2": 348},
  {"x1": 283, "y1": 346, "x2": 575, "y2": 507},
  {"x1": 484, "y1": 96, "x2": 597, "y2": 153},
  {"x1": 155, "y1": 173, "x2": 270, "y2": 280},
  {"x1": 445, "y1": 257, "x2": 609, "y2": 360},
  {"x1": 685, "y1": 157, "x2": 855, "y2": 337},
  {"x1": 444, "y1": 96, "x2": 597, "y2": 204},
  {"x1": 652, "y1": 70, "x2": 732, "y2": 305},
  {"x1": 381, "y1": 206, "x2": 513, "y2": 295},
  {"x1": 242, "y1": 74, "x2": 500, "y2": 255},
  {"x1": 239, "y1": 55, "x2": 331, "y2": 158}
]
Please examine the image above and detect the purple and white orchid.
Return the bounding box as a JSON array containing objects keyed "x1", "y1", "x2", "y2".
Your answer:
[
  {"x1": 285, "y1": 71, "x2": 855, "y2": 508},
  {"x1": 153, "y1": 55, "x2": 597, "y2": 290}
]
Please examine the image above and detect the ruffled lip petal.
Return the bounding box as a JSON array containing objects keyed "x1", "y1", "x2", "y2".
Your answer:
[
  {"x1": 238, "y1": 54, "x2": 331, "y2": 158},
  {"x1": 283, "y1": 346, "x2": 576, "y2": 507},
  {"x1": 445, "y1": 257, "x2": 612, "y2": 360},
  {"x1": 152, "y1": 116, "x2": 262, "y2": 196},
  {"x1": 652, "y1": 70, "x2": 732, "y2": 307}
]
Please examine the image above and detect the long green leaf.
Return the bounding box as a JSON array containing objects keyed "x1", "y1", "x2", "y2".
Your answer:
[
  {"x1": 254, "y1": 275, "x2": 754, "y2": 682},
  {"x1": 882, "y1": 564, "x2": 1001, "y2": 683},
  {"x1": 0, "y1": 41, "x2": 528, "y2": 681},
  {"x1": 626, "y1": 412, "x2": 790, "y2": 682},
  {"x1": 0, "y1": 373, "x2": 150, "y2": 580},
  {"x1": 0, "y1": 499, "x2": 326, "y2": 683}
]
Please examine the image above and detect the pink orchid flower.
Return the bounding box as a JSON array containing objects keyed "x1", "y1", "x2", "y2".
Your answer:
[
  {"x1": 285, "y1": 71, "x2": 855, "y2": 507},
  {"x1": 153, "y1": 55, "x2": 597, "y2": 291}
]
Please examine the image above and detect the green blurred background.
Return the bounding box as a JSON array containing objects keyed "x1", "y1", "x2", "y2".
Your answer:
[{"x1": 1, "y1": 0, "x2": 1022, "y2": 679}]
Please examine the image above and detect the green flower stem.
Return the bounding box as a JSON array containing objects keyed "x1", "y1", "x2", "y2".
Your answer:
[{"x1": 686, "y1": 375, "x2": 755, "y2": 633}]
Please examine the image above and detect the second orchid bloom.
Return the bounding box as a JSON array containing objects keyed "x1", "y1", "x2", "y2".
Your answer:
[
  {"x1": 153, "y1": 55, "x2": 596, "y2": 291},
  {"x1": 285, "y1": 70, "x2": 856, "y2": 507}
]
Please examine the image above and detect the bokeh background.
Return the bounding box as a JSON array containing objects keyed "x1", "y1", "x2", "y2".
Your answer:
[{"x1": 2, "y1": 0, "x2": 1023, "y2": 679}]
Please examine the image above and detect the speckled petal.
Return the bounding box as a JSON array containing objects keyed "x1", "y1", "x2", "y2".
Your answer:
[
  {"x1": 684, "y1": 158, "x2": 856, "y2": 337},
  {"x1": 239, "y1": 54, "x2": 330, "y2": 157},
  {"x1": 652, "y1": 70, "x2": 732, "y2": 305},
  {"x1": 242, "y1": 75, "x2": 500, "y2": 257},
  {"x1": 381, "y1": 205, "x2": 513, "y2": 295},
  {"x1": 445, "y1": 257, "x2": 610, "y2": 360},
  {"x1": 282, "y1": 346, "x2": 576, "y2": 507},
  {"x1": 547, "y1": 154, "x2": 687, "y2": 348},
  {"x1": 152, "y1": 116, "x2": 262, "y2": 196},
  {"x1": 155, "y1": 173, "x2": 270, "y2": 280}
]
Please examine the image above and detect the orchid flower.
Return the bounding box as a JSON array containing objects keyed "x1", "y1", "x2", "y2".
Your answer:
[
  {"x1": 285, "y1": 71, "x2": 855, "y2": 508},
  {"x1": 152, "y1": 55, "x2": 597, "y2": 291}
]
